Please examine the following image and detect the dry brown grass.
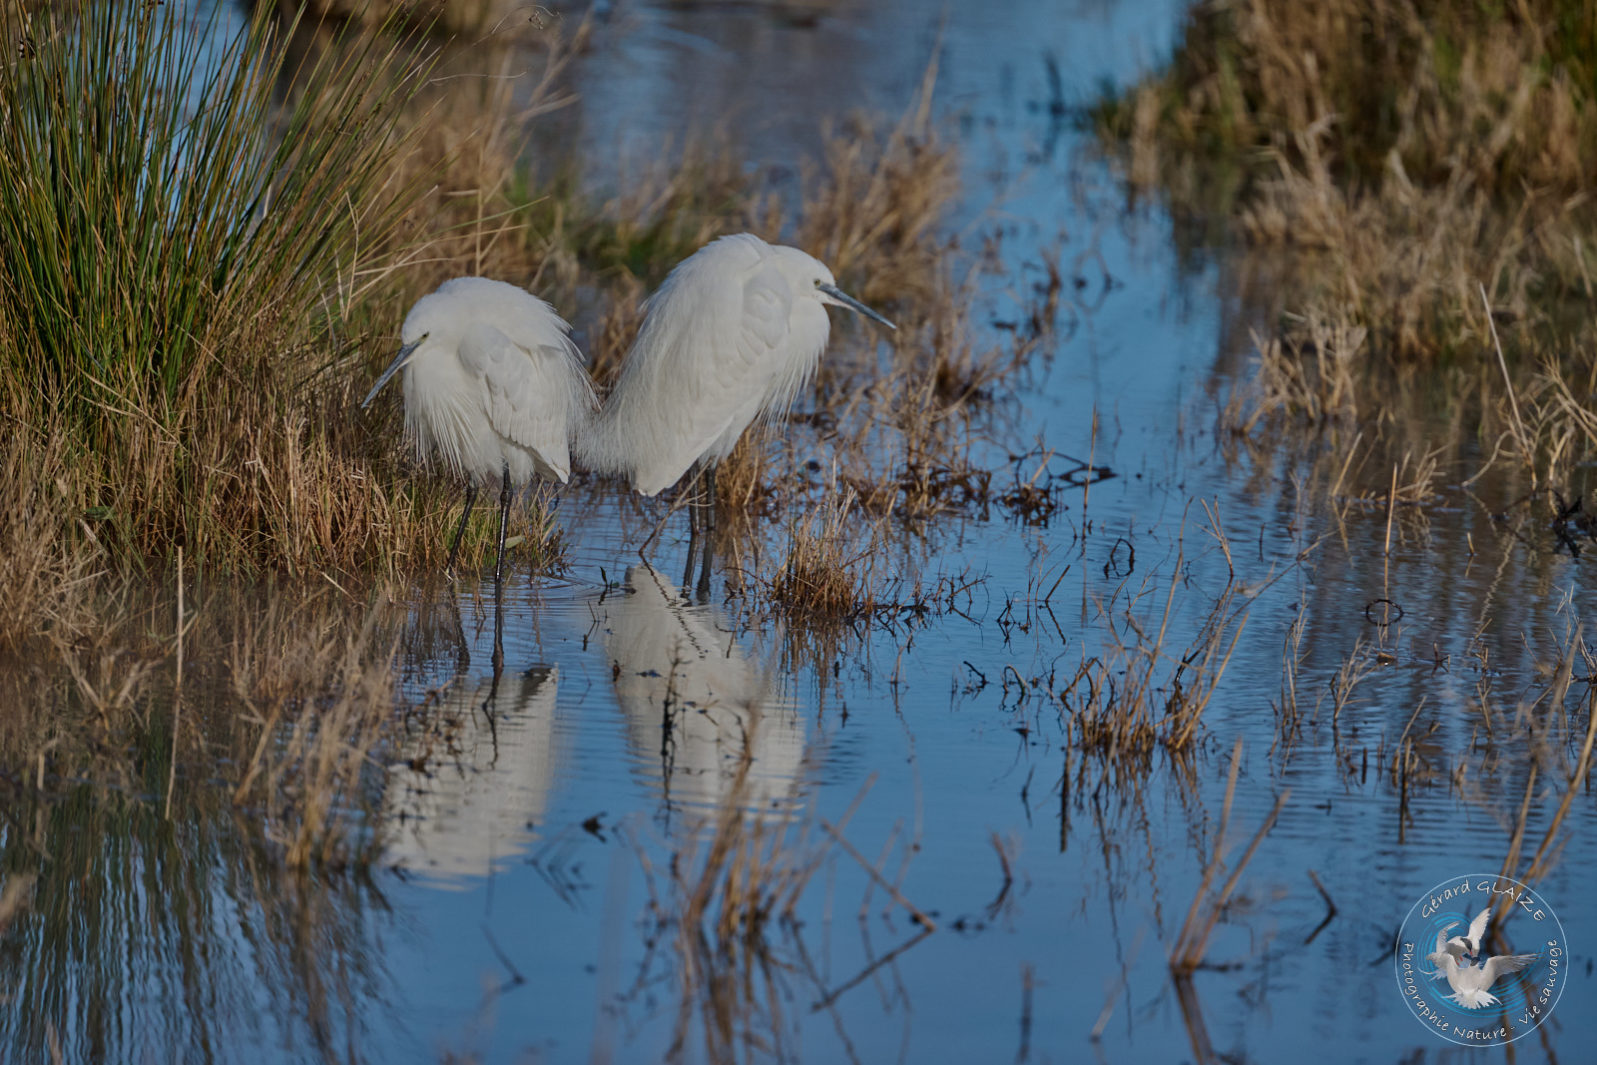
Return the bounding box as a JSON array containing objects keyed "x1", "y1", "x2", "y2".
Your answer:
[
  {"x1": 0, "y1": 578, "x2": 404, "y2": 871},
  {"x1": 767, "y1": 489, "x2": 880, "y2": 618},
  {"x1": 1101, "y1": 0, "x2": 1597, "y2": 489},
  {"x1": 1057, "y1": 513, "x2": 1257, "y2": 772},
  {"x1": 1102, "y1": 0, "x2": 1597, "y2": 198}
]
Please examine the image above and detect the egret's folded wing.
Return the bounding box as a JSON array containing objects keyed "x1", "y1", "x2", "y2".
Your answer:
[
  {"x1": 684, "y1": 261, "x2": 795, "y2": 442},
  {"x1": 460, "y1": 323, "x2": 593, "y2": 482},
  {"x1": 626, "y1": 259, "x2": 796, "y2": 493}
]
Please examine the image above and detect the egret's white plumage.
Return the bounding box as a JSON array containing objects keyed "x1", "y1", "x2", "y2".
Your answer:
[
  {"x1": 361, "y1": 277, "x2": 596, "y2": 578},
  {"x1": 367, "y1": 277, "x2": 594, "y2": 485},
  {"x1": 579, "y1": 233, "x2": 894, "y2": 496},
  {"x1": 603, "y1": 564, "x2": 806, "y2": 810}
]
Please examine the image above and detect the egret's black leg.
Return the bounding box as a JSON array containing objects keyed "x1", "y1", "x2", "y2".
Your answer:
[
  {"x1": 481, "y1": 576, "x2": 505, "y2": 745},
  {"x1": 490, "y1": 570, "x2": 505, "y2": 679},
  {"x1": 446, "y1": 483, "x2": 478, "y2": 579},
  {"x1": 495, "y1": 462, "x2": 512, "y2": 586},
  {"x1": 695, "y1": 466, "x2": 716, "y2": 600},
  {"x1": 683, "y1": 470, "x2": 702, "y2": 593}
]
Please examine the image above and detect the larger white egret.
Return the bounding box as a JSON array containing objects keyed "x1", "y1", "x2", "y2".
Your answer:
[
  {"x1": 578, "y1": 233, "x2": 895, "y2": 590},
  {"x1": 361, "y1": 277, "x2": 596, "y2": 582},
  {"x1": 602, "y1": 563, "x2": 806, "y2": 813}
]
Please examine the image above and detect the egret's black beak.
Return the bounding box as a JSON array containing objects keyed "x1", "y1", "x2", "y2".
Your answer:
[
  {"x1": 361, "y1": 336, "x2": 425, "y2": 409},
  {"x1": 818, "y1": 283, "x2": 896, "y2": 330}
]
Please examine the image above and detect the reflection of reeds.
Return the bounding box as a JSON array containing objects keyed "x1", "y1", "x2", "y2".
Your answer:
[
  {"x1": 2, "y1": 580, "x2": 403, "y2": 871},
  {"x1": 1170, "y1": 739, "x2": 1290, "y2": 974},
  {"x1": 633, "y1": 731, "x2": 817, "y2": 1062},
  {"x1": 1057, "y1": 512, "x2": 1255, "y2": 769},
  {"x1": 629, "y1": 726, "x2": 931, "y2": 1063},
  {"x1": 0, "y1": 579, "x2": 403, "y2": 1062},
  {"x1": 1493, "y1": 629, "x2": 1597, "y2": 925}
]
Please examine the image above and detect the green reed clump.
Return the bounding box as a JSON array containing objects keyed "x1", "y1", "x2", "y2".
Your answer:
[
  {"x1": 1095, "y1": 0, "x2": 1597, "y2": 486},
  {"x1": 0, "y1": 4, "x2": 425, "y2": 423},
  {"x1": 0, "y1": 3, "x2": 438, "y2": 576}
]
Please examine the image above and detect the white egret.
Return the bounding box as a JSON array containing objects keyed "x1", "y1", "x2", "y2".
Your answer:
[
  {"x1": 602, "y1": 564, "x2": 806, "y2": 813},
  {"x1": 578, "y1": 233, "x2": 895, "y2": 591},
  {"x1": 361, "y1": 277, "x2": 596, "y2": 582}
]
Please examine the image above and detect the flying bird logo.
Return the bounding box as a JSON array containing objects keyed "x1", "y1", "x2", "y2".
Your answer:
[{"x1": 1424, "y1": 906, "x2": 1538, "y2": 1009}]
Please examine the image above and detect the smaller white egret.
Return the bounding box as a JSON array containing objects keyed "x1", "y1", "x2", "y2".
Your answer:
[
  {"x1": 578, "y1": 233, "x2": 895, "y2": 592},
  {"x1": 361, "y1": 277, "x2": 596, "y2": 582}
]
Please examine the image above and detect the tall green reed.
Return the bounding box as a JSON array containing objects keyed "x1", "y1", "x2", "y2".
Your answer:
[{"x1": 0, "y1": 1, "x2": 431, "y2": 466}]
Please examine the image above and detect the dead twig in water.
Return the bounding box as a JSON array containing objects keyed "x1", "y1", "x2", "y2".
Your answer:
[
  {"x1": 1171, "y1": 738, "x2": 1291, "y2": 972},
  {"x1": 820, "y1": 817, "x2": 937, "y2": 931},
  {"x1": 1304, "y1": 868, "x2": 1337, "y2": 944}
]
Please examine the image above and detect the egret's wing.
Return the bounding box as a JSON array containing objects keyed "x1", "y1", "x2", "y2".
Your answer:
[
  {"x1": 618, "y1": 253, "x2": 799, "y2": 493},
  {"x1": 1467, "y1": 906, "x2": 1491, "y2": 950},
  {"x1": 1434, "y1": 922, "x2": 1459, "y2": 956},
  {"x1": 459, "y1": 323, "x2": 593, "y2": 482},
  {"x1": 676, "y1": 260, "x2": 795, "y2": 459},
  {"x1": 1479, "y1": 953, "x2": 1537, "y2": 984}
]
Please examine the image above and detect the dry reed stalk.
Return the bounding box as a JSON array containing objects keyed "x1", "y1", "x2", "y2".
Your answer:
[
  {"x1": 1493, "y1": 676, "x2": 1597, "y2": 927},
  {"x1": 1103, "y1": 0, "x2": 1597, "y2": 488},
  {"x1": 1171, "y1": 739, "x2": 1290, "y2": 972}
]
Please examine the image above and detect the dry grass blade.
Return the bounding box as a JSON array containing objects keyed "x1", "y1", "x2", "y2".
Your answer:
[
  {"x1": 1494, "y1": 679, "x2": 1597, "y2": 928},
  {"x1": 1171, "y1": 739, "x2": 1290, "y2": 973}
]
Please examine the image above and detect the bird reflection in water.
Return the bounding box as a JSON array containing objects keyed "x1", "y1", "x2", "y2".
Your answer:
[
  {"x1": 384, "y1": 586, "x2": 560, "y2": 887},
  {"x1": 602, "y1": 564, "x2": 808, "y2": 818}
]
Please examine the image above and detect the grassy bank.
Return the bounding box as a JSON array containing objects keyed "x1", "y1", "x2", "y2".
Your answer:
[
  {"x1": 1096, "y1": 0, "x2": 1597, "y2": 491},
  {"x1": 0, "y1": 3, "x2": 1001, "y2": 868},
  {"x1": 0, "y1": 5, "x2": 994, "y2": 620}
]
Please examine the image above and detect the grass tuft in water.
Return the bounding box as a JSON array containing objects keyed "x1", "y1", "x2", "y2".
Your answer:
[{"x1": 1096, "y1": 0, "x2": 1597, "y2": 491}]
